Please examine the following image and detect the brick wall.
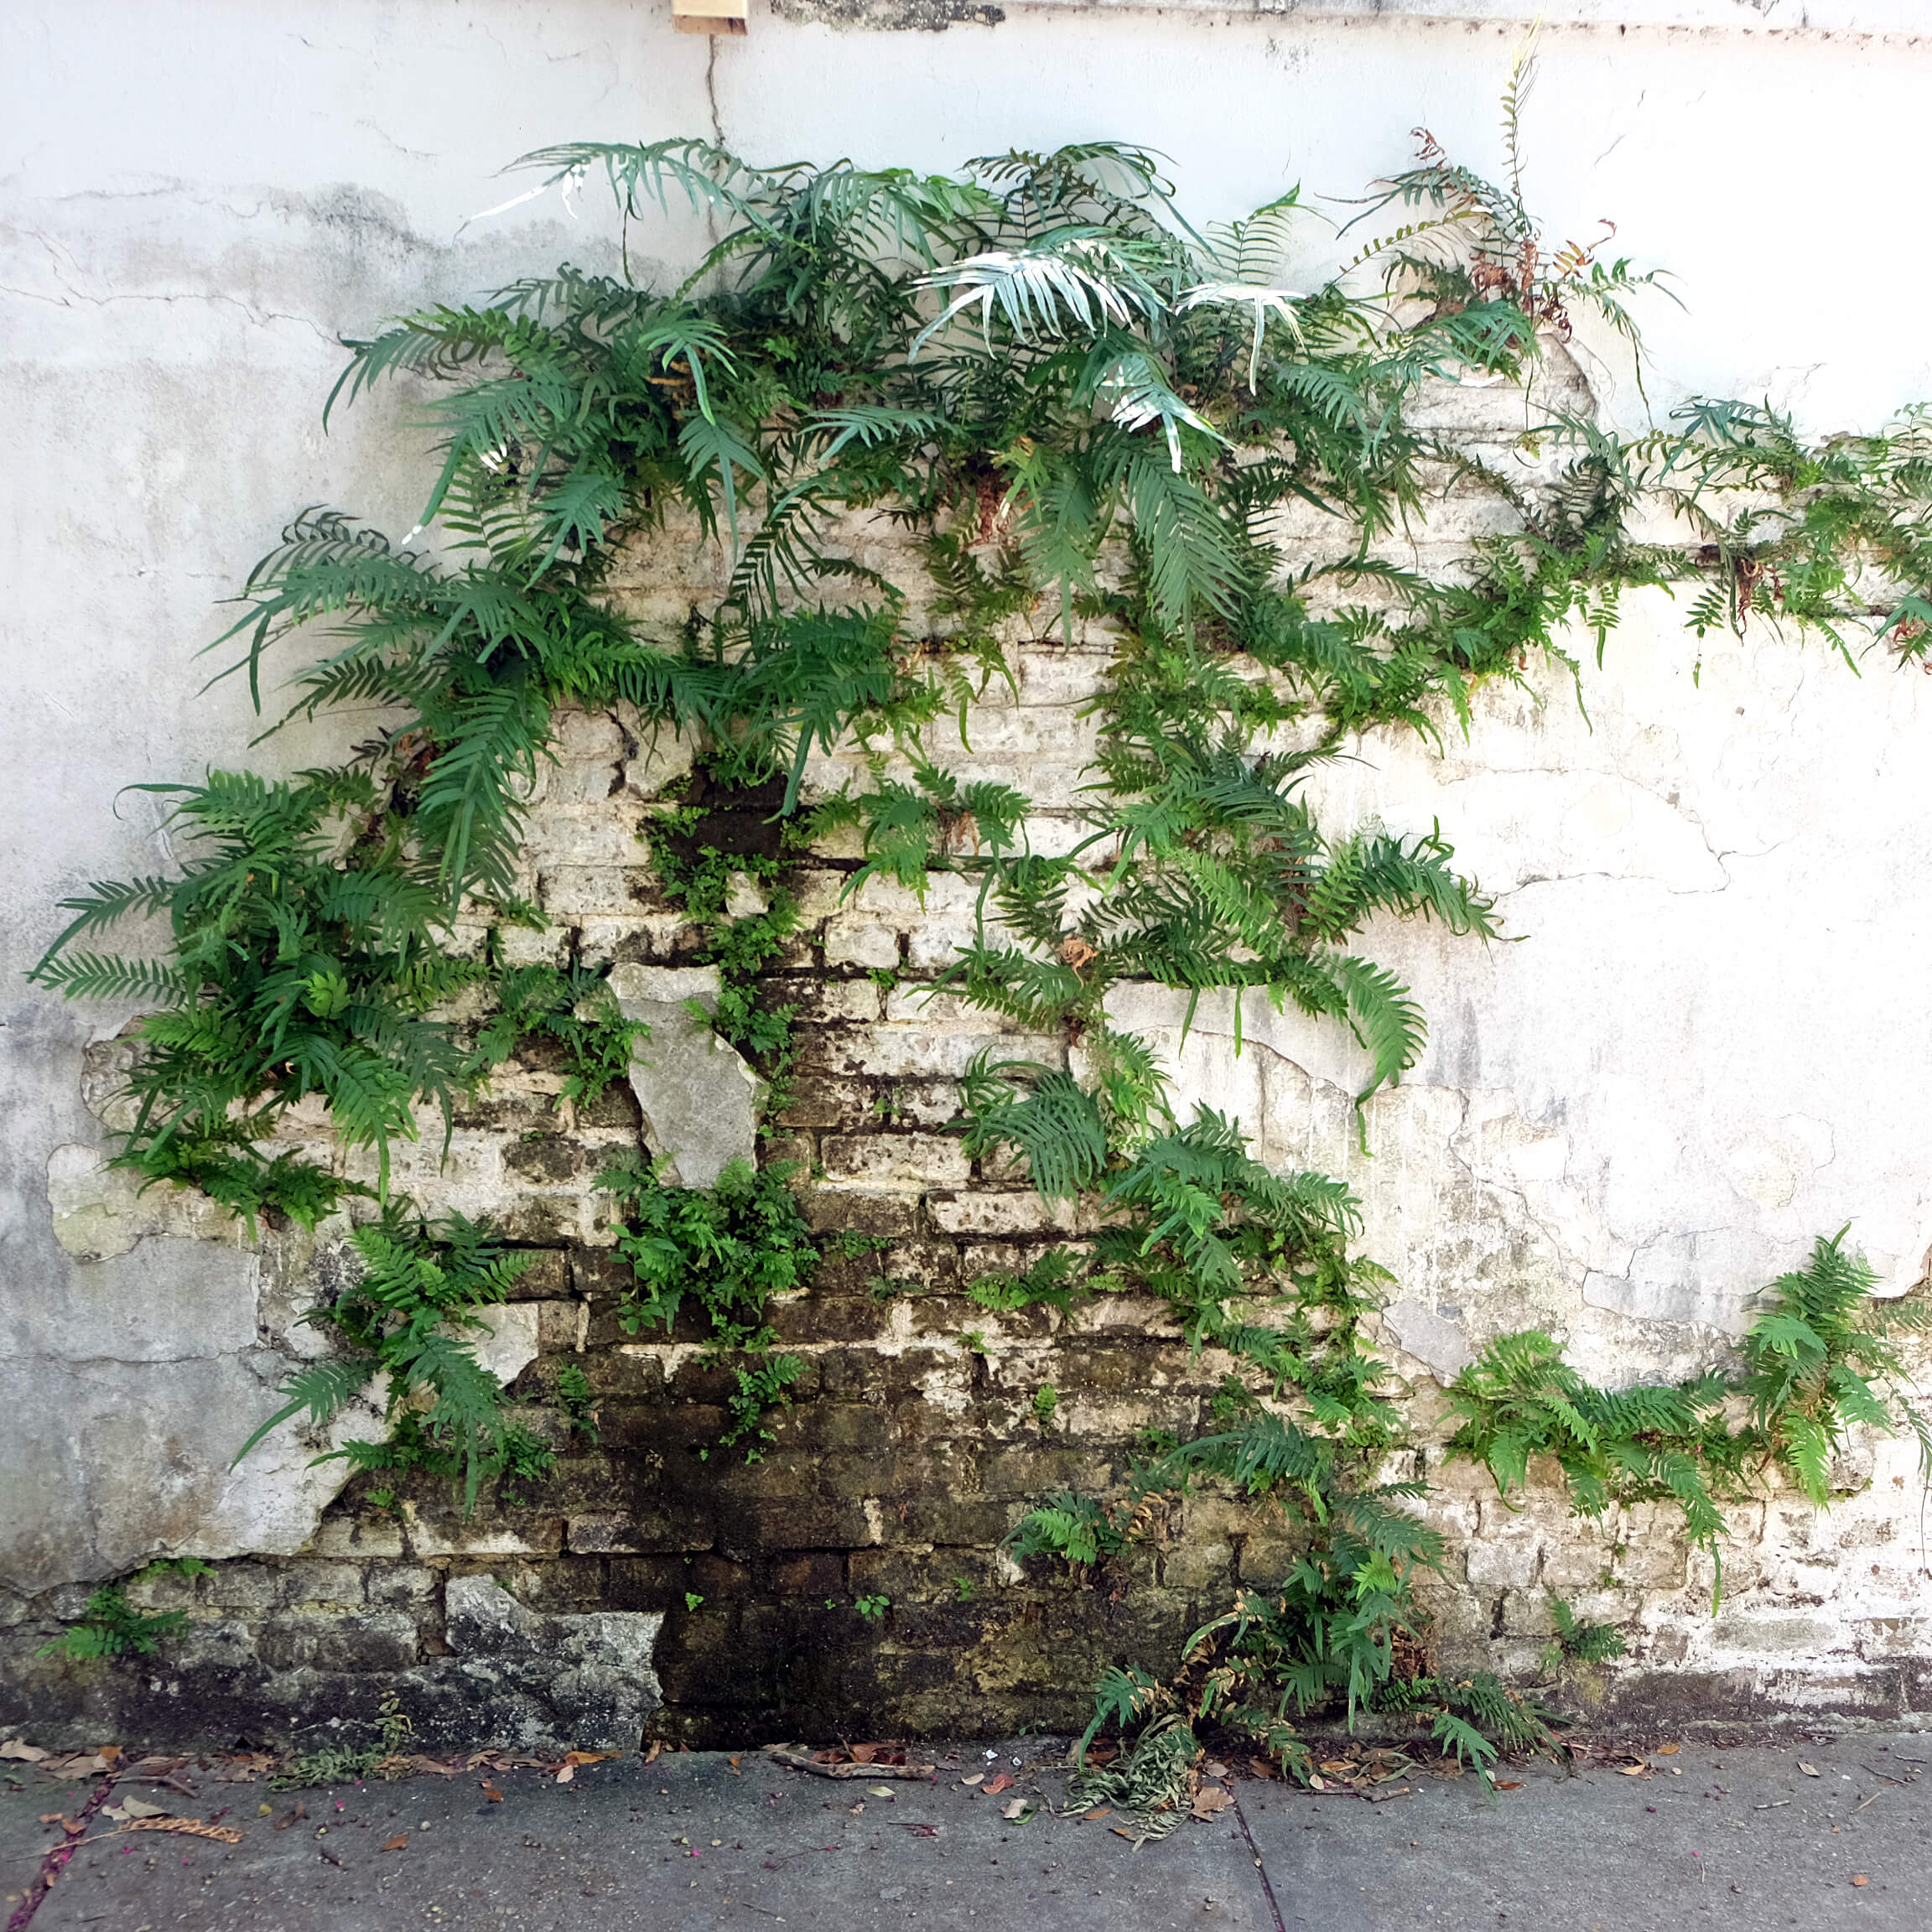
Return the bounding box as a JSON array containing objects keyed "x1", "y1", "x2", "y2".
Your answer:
[{"x1": 7, "y1": 359, "x2": 1929, "y2": 1750}]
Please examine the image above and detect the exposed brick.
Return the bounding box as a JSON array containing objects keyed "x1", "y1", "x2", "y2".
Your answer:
[
  {"x1": 309, "y1": 1613, "x2": 419, "y2": 1674},
  {"x1": 821, "y1": 1132, "x2": 972, "y2": 1188},
  {"x1": 823, "y1": 919, "x2": 901, "y2": 969}
]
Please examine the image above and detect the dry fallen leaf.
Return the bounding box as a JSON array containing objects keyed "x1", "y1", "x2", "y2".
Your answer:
[
  {"x1": 1191, "y1": 1787, "x2": 1232, "y2": 1821},
  {"x1": 1656, "y1": 1743, "x2": 1680, "y2": 1756},
  {"x1": 1319, "y1": 1760, "x2": 1353, "y2": 1776},
  {"x1": 849, "y1": 1744, "x2": 878, "y2": 1764},
  {"x1": 1, "y1": 1741, "x2": 47, "y2": 1763},
  {"x1": 1495, "y1": 1781, "x2": 1524, "y2": 1792},
  {"x1": 120, "y1": 1797, "x2": 169, "y2": 1820},
  {"x1": 984, "y1": 1773, "x2": 1015, "y2": 1796},
  {"x1": 869, "y1": 1786, "x2": 896, "y2": 1800},
  {"x1": 1618, "y1": 1764, "x2": 1648, "y2": 1778},
  {"x1": 382, "y1": 1836, "x2": 409, "y2": 1852},
  {"x1": 1000, "y1": 1797, "x2": 1028, "y2": 1820},
  {"x1": 1111, "y1": 1826, "x2": 1137, "y2": 1841},
  {"x1": 726, "y1": 1758, "x2": 740, "y2": 1777},
  {"x1": 960, "y1": 1773, "x2": 984, "y2": 1787},
  {"x1": 1083, "y1": 1805, "x2": 1113, "y2": 1821},
  {"x1": 117, "y1": 1819, "x2": 243, "y2": 1845},
  {"x1": 1851, "y1": 1875, "x2": 1870, "y2": 1888},
  {"x1": 645, "y1": 1741, "x2": 663, "y2": 1765},
  {"x1": 1201, "y1": 1761, "x2": 1230, "y2": 1781},
  {"x1": 481, "y1": 1784, "x2": 503, "y2": 1804},
  {"x1": 1308, "y1": 1774, "x2": 1329, "y2": 1792},
  {"x1": 1798, "y1": 1763, "x2": 1820, "y2": 1778}
]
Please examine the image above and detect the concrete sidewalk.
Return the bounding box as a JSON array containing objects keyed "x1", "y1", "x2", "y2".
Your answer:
[{"x1": 6, "y1": 1730, "x2": 1927, "y2": 1931}]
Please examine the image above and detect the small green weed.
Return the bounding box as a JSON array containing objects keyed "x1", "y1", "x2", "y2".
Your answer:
[
  {"x1": 1545, "y1": 1597, "x2": 1628, "y2": 1670},
  {"x1": 39, "y1": 1557, "x2": 216, "y2": 1664},
  {"x1": 556, "y1": 1361, "x2": 600, "y2": 1443},
  {"x1": 273, "y1": 1693, "x2": 414, "y2": 1790},
  {"x1": 855, "y1": 1595, "x2": 891, "y2": 1623}
]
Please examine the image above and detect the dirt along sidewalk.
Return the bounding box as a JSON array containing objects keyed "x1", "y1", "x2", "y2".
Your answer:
[{"x1": 4, "y1": 1730, "x2": 1928, "y2": 1931}]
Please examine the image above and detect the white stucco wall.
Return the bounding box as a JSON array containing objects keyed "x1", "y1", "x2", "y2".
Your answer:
[{"x1": 6, "y1": 0, "x2": 1931, "y2": 1634}]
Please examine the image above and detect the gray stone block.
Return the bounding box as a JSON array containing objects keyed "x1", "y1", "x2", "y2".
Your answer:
[{"x1": 606, "y1": 963, "x2": 759, "y2": 1187}]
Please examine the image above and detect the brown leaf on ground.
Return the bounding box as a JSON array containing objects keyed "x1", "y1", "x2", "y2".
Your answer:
[
  {"x1": 849, "y1": 1744, "x2": 878, "y2": 1764},
  {"x1": 767, "y1": 1748, "x2": 935, "y2": 1782},
  {"x1": 1, "y1": 1740, "x2": 48, "y2": 1762},
  {"x1": 1798, "y1": 1763, "x2": 1820, "y2": 1778},
  {"x1": 1083, "y1": 1806, "x2": 1113, "y2": 1821},
  {"x1": 1618, "y1": 1763, "x2": 1647, "y2": 1777},
  {"x1": 120, "y1": 1798, "x2": 170, "y2": 1820},
  {"x1": 983, "y1": 1773, "x2": 1014, "y2": 1796},
  {"x1": 273, "y1": 1801, "x2": 308, "y2": 1831},
  {"x1": 960, "y1": 1774, "x2": 984, "y2": 1787},
  {"x1": 1201, "y1": 1761, "x2": 1229, "y2": 1780},
  {"x1": 1319, "y1": 1760, "x2": 1353, "y2": 1776},
  {"x1": 1852, "y1": 1875, "x2": 1870, "y2": 1887},
  {"x1": 726, "y1": 1758, "x2": 741, "y2": 1777},
  {"x1": 117, "y1": 1819, "x2": 243, "y2": 1845},
  {"x1": 1000, "y1": 1798, "x2": 1029, "y2": 1820},
  {"x1": 1191, "y1": 1787, "x2": 1232, "y2": 1821},
  {"x1": 381, "y1": 1836, "x2": 409, "y2": 1852},
  {"x1": 481, "y1": 1784, "x2": 503, "y2": 1804},
  {"x1": 645, "y1": 1741, "x2": 663, "y2": 1765},
  {"x1": 1656, "y1": 1743, "x2": 1680, "y2": 1756},
  {"x1": 1249, "y1": 1758, "x2": 1276, "y2": 1781},
  {"x1": 1495, "y1": 1781, "x2": 1524, "y2": 1792}
]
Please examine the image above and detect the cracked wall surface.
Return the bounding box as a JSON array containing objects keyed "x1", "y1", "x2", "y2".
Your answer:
[{"x1": 8, "y1": 1, "x2": 1932, "y2": 1743}]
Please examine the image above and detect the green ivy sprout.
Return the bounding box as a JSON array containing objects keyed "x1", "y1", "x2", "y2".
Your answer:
[
  {"x1": 855, "y1": 1595, "x2": 891, "y2": 1624},
  {"x1": 556, "y1": 1361, "x2": 600, "y2": 1444},
  {"x1": 600, "y1": 1156, "x2": 815, "y2": 1457},
  {"x1": 684, "y1": 1592, "x2": 705, "y2": 1613},
  {"x1": 39, "y1": 1557, "x2": 216, "y2": 1664},
  {"x1": 233, "y1": 1210, "x2": 548, "y2": 1514},
  {"x1": 1543, "y1": 1597, "x2": 1627, "y2": 1672}
]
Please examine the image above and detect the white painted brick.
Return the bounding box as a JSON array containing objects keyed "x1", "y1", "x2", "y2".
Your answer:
[
  {"x1": 823, "y1": 918, "x2": 901, "y2": 969},
  {"x1": 928, "y1": 1191, "x2": 1083, "y2": 1236},
  {"x1": 852, "y1": 1027, "x2": 1064, "y2": 1080},
  {"x1": 539, "y1": 865, "x2": 652, "y2": 919},
  {"x1": 821, "y1": 1133, "x2": 972, "y2": 1188}
]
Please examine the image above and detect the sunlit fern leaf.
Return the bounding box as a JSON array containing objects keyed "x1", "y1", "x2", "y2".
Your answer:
[
  {"x1": 958, "y1": 1055, "x2": 1108, "y2": 1200},
  {"x1": 231, "y1": 1356, "x2": 376, "y2": 1468}
]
